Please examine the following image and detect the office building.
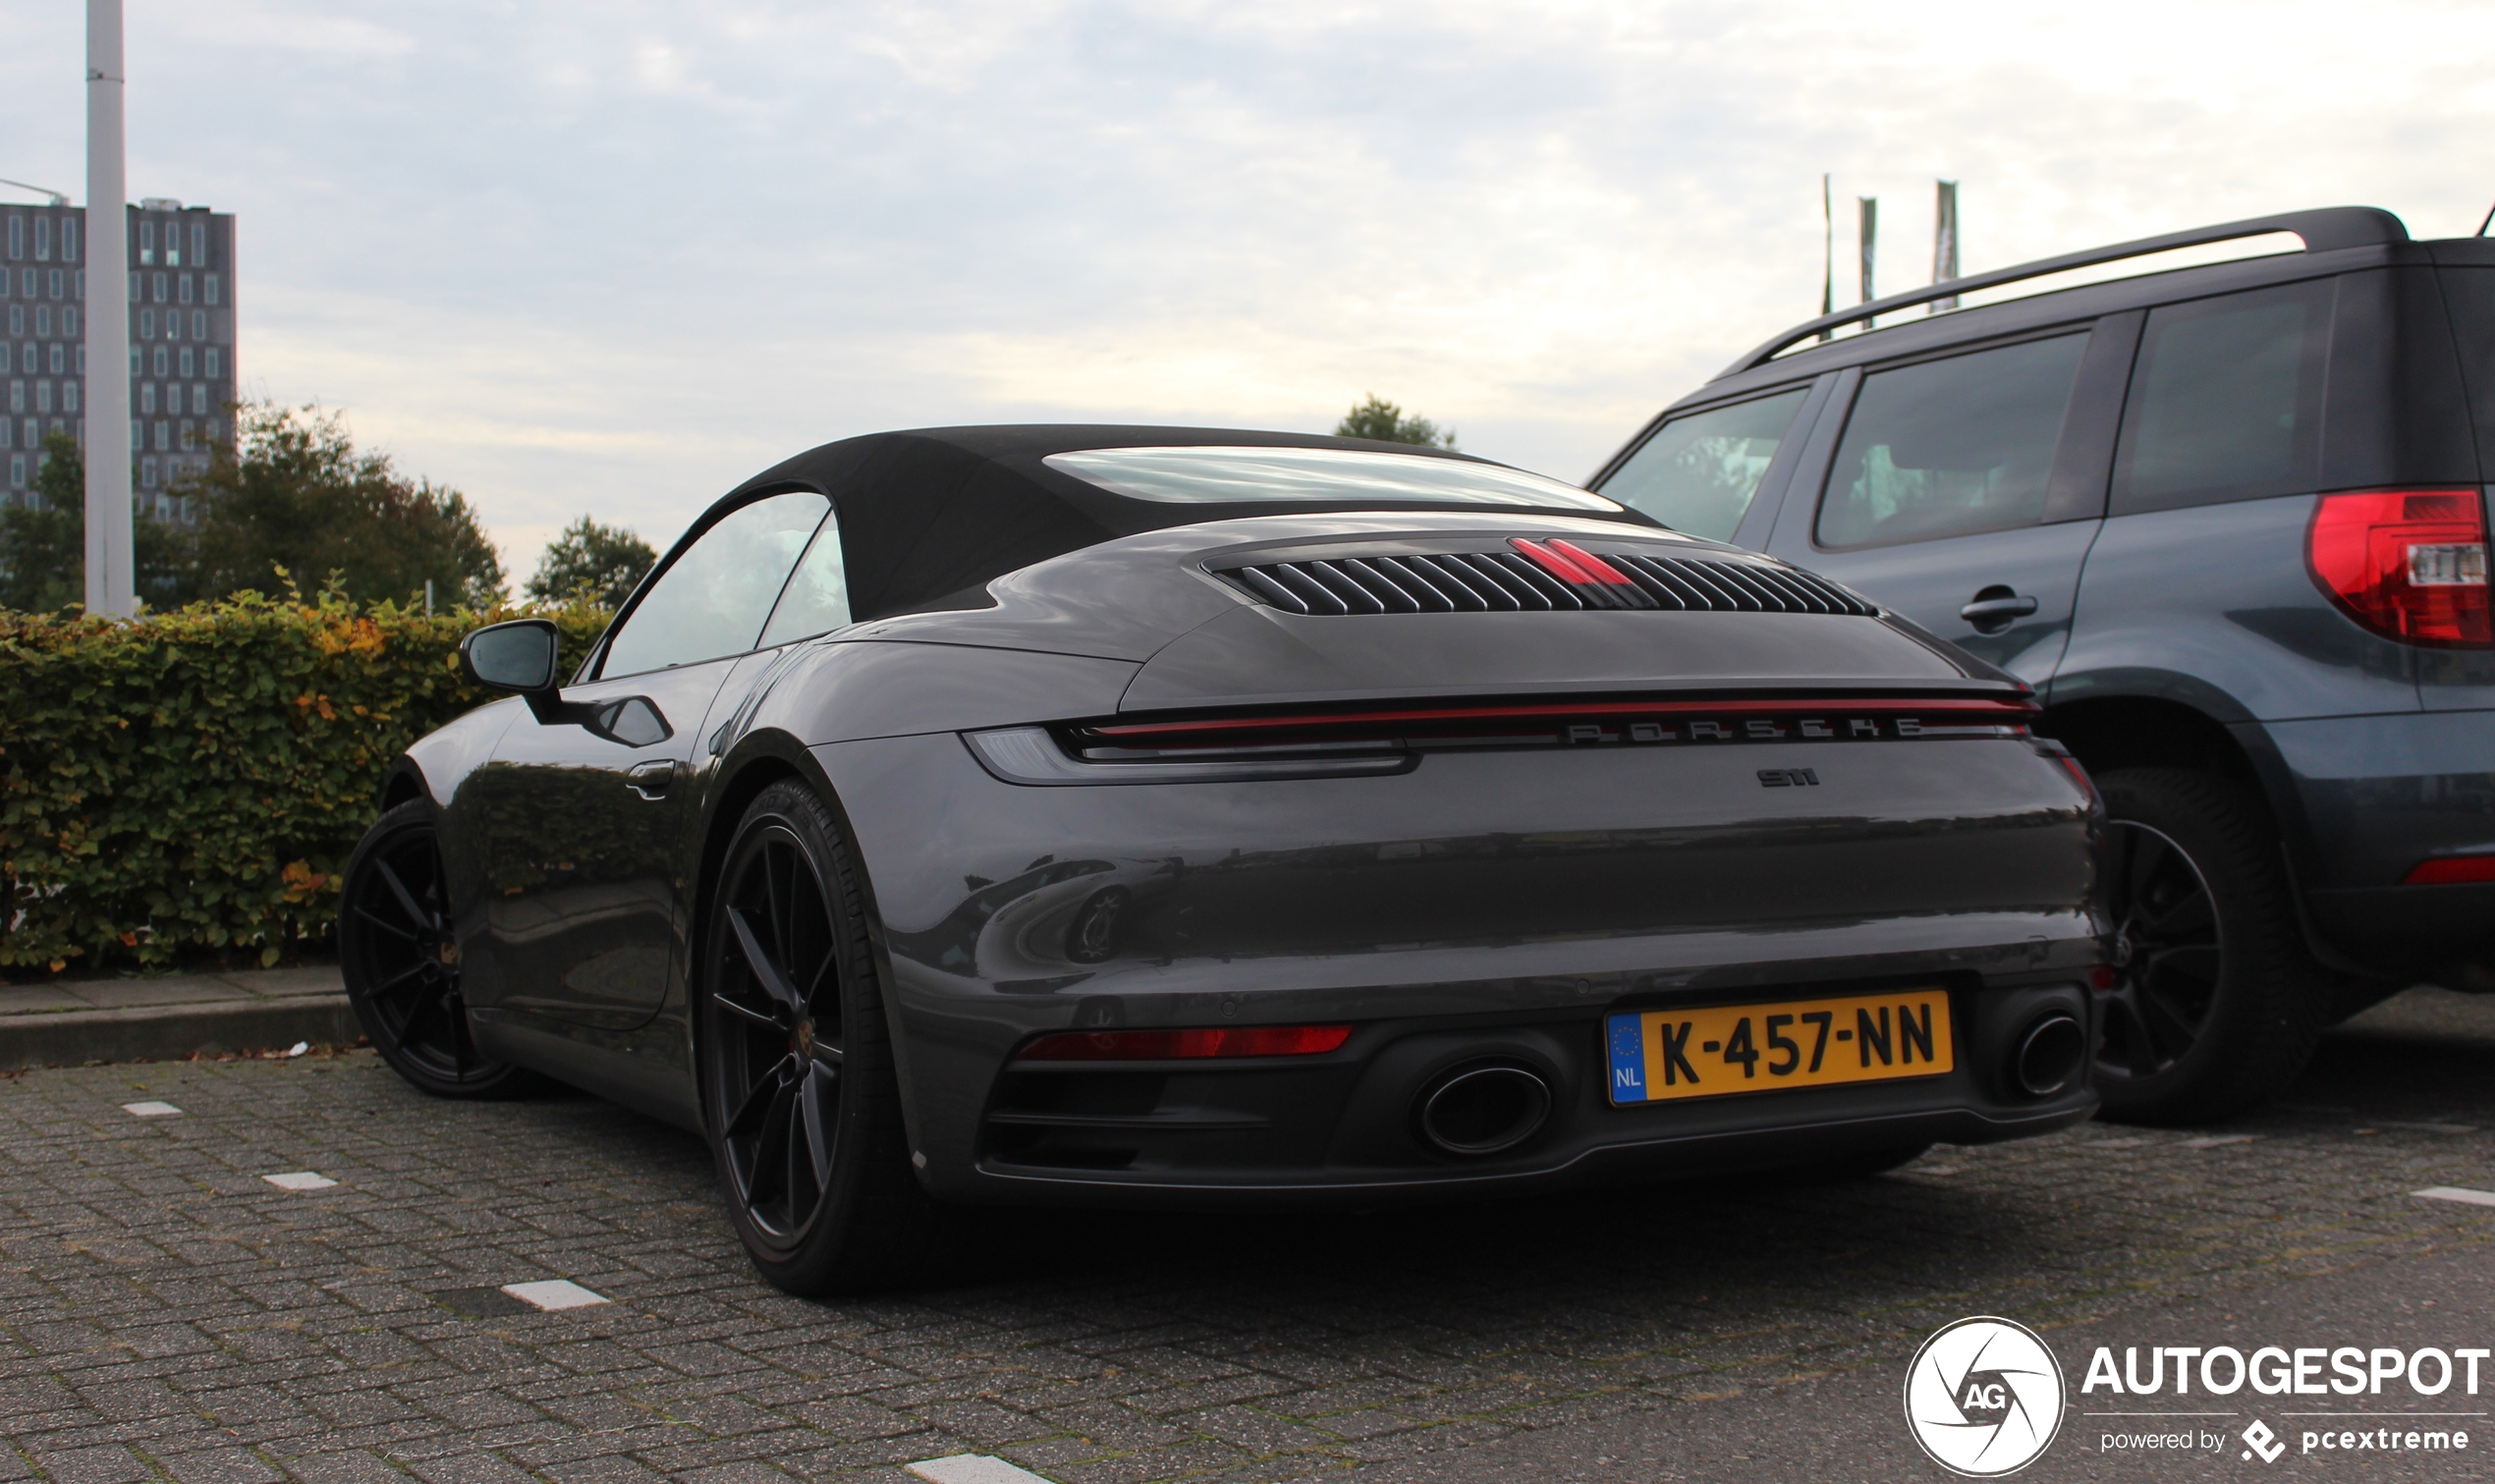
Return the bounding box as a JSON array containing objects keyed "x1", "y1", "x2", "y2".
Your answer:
[{"x1": 2, "y1": 197, "x2": 237, "y2": 522}]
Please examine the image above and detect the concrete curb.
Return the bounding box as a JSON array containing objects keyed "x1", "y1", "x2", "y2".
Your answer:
[{"x1": 0, "y1": 992, "x2": 360, "y2": 1069}]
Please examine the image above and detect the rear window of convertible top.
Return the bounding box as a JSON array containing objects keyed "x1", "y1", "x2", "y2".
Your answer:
[{"x1": 1045, "y1": 446, "x2": 1626, "y2": 512}]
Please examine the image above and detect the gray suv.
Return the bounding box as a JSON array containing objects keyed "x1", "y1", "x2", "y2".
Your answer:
[{"x1": 1592, "y1": 206, "x2": 2494, "y2": 1123}]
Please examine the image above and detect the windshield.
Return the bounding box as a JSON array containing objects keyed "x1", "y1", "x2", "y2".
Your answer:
[{"x1": 1045, "y1": 446, "x2": 1625, "y2": 512}]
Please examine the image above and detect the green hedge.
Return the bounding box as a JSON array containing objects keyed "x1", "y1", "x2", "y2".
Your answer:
[{"x1": 0, "y1": 589, "x2": 609, "y2": 972}]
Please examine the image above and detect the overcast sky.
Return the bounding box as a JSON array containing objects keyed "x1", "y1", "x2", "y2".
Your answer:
[{"x1": 6, "y1": 1, "x2": 2492, "y2": 583}]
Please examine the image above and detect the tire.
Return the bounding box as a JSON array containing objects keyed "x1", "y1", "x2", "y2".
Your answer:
[
  {"x1": 698, "y1": 780, "x2": 957, "y2": 1295},
  {"x1": 2091, "y1": 769, "x2": 2327, "y2": 1126},
  {"x1": 339, "y1": 801, "x2": 538, "y2": 1098}
]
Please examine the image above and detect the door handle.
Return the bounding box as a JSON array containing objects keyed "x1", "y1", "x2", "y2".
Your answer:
[
  {"x1": 1959, "y1": 594, "x2": 2039, "y2": 623},
  {"x1": 626, "y1": 759, "x2": 677, "y2": 800}
]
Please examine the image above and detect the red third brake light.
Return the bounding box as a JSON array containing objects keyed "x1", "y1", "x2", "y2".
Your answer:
[
  {"x1": 1017, "y1": 1024, "x2": 1355, "y2": 1061},
  {"x1": 2307, "y1": 490, "x2": 2492, "y2": 647}
]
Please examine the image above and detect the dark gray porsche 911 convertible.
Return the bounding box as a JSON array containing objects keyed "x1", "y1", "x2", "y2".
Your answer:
[{"x1": 341, "y1": 425, "x2": 2104, "y2": 1293}]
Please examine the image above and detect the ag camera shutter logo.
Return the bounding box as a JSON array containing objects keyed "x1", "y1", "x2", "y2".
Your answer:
[{"x1": 1905, "y1": 1316, "x2": 2067, "y2": 1476}]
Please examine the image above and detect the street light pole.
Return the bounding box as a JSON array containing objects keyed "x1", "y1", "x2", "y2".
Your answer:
[{"x1": 84, "y1": 0, "x2": 135, "y2": 618}]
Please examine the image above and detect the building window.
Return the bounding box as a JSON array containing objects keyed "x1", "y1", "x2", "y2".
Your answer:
[
  {"x1": 181, "y1": 421, "x2": 196, "y2": 449},
  {"x1": 179, "y1": 347, "x2": 194, "y2": 378},
  {"x1": 34, "y1": 382, "x2": 48, "y2": 413},
  {"x1": 154, "y1": 420, "x2": 169, "y2": 451},
  {"x1": 61, "y1": 220, "x2": 76, "y2": 263},
  {"x1": 191, "y1": 310, "x2": 204, "y2": 340},
  {"x1": 203, "y1": 274, "x2": 219, "y2": 306},
  {"x1": 8, "y1": 456, "x2": 20, "y2": 487},
  {"x1": 141, "y1": 456, "x2": 157, "y2": 485},
  {"x1": 21, "y1": 418, "x2": 34, "y2": 450},
  {"x1": 6, "y1": 305, "x2": 18, "y2": 335},
  {"x1": 203, "y1": 348, "x2": 219, "y2": 377},
  {"x1": 138, "y1": 221, "x2": 153, "y2": 265},
  {"x1": 179, "y1": 274, "x2": 194, "y2": 304},
  {"x1": 151, "y1": 347, "x2": 167, "y2": 375},
  {"x1": 5, "y1": 216, "x2": 19, "y2": 260},
  {"x1": 129, "y1": 418, "x2": 139, "y2": 446},
  {"x1": 17, "y1": 344, "x2": 29, "y2": 373},
  {"x1": 190, "y1": 222, "x2": 204, "y2": 266},
  {"x1": 63, "y1": 380, "x2": 76, "y2": 413},
  {"x1": 139, "y1": 383, "x2": 154, "y2": 414},
  {"x1": 191, "y1": 384, "x2": 206, "y2": 414},
  {"x1": 126, "y1": 345, "x2": 138, "y2": 374},
  {"x1": 152, "y1": 274, "x2": 167, "y2": 303},
  {"x1": 7, "y1": 381, "x2": 19, "y2": 412},
  {"x1": 139, "y1": 308, "x2": 152, "y2": 339},
  {"x1": 166, "y1": 311, "x2": 181, "y2": 341},
  {"x1": 46, "y1": 345, "x2": 62, "y2": 374},
  {"x1": 73, "y1": 346, "x2": 82, "y2": 373},
  {"x1": 30, "y1": 217, "x2": 46, "y2": 261},
  {"x1": 47, "y1": 269, "x2": 61, "y2": 299},
  {"x1": 62, "y1": 307, "x2": 75, "y2": 337},
  {"x1": 33, "y1": 306, "x2": 47, "y2": 337}
]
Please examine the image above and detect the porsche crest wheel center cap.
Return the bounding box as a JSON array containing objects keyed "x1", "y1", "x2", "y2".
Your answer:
[{"x1": 794, "y1": 1020, "x2": 815, "y2": 1059}]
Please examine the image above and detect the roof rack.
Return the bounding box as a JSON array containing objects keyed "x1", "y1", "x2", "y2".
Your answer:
[{"x1": 1717, "y1": 205, "x2": 2409, "y2": 380}]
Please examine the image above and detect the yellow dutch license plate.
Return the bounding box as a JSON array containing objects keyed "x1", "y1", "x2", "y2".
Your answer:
[{"x1": 1605, "y1": 989, "x2": 1955, "y2": 1105}]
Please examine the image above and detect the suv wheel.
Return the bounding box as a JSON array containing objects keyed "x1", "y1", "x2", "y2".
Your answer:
[{"x1": 2091, "y1": 769, "x2": 2326, "y2": 1125}]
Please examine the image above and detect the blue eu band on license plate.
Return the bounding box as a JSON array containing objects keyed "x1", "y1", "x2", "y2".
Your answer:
[{"x1": 1605, "y1": 989, "x2": 1954, "y2": 1105}]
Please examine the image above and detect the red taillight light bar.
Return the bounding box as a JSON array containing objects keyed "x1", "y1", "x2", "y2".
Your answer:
[
  {"x1": 1017, "y1": 1024, "x2": 1356, "y2": 1062},
  {"x1": 2403, "y1": 854, "x2": 2495, "y2": 886},
  {"x1": 2307, "y1": 490, "x2": 2491, "y2": 648}
]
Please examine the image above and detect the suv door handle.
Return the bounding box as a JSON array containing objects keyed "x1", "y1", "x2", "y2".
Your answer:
[
  {"x1": 626, "y1": 759, "x2": 677, "y2": 800},
  {"x1": 1959, "y1": 594, "x2": 2040, "y2": 623}
]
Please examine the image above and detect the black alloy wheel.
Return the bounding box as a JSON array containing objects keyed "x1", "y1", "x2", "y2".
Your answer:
[
  {"x1": 700, "y1": 780, "x2": 953, "y2": 1293},
  {"x1": 340, "y1": 801, "x2": 533, "y2": 1098},
  {"x1": 2095, "y1": 817, "x2": 2221, "y2": 1081},
  {"x1": 2089, "y1": 770, "x2": 2325, "y2": 1126}
]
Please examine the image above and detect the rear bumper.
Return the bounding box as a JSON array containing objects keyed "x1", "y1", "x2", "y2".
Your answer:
[
  {"x1": 2253, "y1": 711, "x2": 2495, "y2": 971},
  {"x1": 957, "y1": 982, "x2": 2097, "y2": 1209},
  {"x1": 810, "y1": 727, "x2": 2103, "y2": 1204}
]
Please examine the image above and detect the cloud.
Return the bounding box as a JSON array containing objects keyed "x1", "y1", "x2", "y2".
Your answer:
[{"x1": 5, "y1": 0, "x2": 2492, "y2": 578}]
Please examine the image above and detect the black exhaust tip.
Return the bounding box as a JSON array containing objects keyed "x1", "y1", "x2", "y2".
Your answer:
[
  {"x1": 1417, "y1": 1064, "x2": 1551, "y2": 1155},
  {"x1": 2014, "y1": 1014, "x2": 2085, "y2": 1097}
]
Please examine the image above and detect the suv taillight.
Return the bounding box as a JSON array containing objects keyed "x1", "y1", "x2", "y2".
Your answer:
[{"x1": 2307, "y1": 490, "x2": 2492, "y2": 648}]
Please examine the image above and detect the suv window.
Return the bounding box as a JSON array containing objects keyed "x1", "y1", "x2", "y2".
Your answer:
[
  {"x1": 1598, "y1": 388, "x2": 1808, "y2": 542},
  {"x1": 601, "y1": 489, "x2": 828, "y2": 678},
  {"x1": 1816, "y1": 333, "x2": 2086, "y2": 550},
  {"x1": 2111, "y1": 280, "x2": 2332, "y2": 515},
  {"x1": 2436, "y1": 267, "x2": 2495, "y2": 480}
]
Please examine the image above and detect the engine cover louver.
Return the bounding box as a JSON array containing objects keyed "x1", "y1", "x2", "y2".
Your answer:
[{"x1": 1214, "y1": 540, "x2": 1878, "y2": 617}]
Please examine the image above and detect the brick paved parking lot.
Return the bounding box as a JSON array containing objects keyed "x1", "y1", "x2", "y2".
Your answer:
[{"x1": 5, "y1": 990, "x2": 2494, "y2": 1484}]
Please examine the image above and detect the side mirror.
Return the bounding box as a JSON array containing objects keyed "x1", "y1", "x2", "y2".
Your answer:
[{"x1": 460, "y1": 619, "x2": 561, "y2": 694}]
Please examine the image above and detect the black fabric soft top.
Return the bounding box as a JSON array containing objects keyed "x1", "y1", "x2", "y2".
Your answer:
[{"x1": 708, "y1": 425, "x2": 1650, "y2": 623}]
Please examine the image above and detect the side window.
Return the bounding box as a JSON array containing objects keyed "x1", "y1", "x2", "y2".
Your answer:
[
  {"x1": 2111, "y1": 280, "x2": 2332, "y2": 515},
  {"x1": 757, "y1": 511, "x2": 851, "y2": 648},
  {"x1": 1816, "y1": 333, "x2": 2087, "y2": 550},
  {"x1": 1597, "y1": 388, "x2": 1808, "y2": 542},
  {"x1": 599, "y1": 489, "x2": 827, "y2": 678}
]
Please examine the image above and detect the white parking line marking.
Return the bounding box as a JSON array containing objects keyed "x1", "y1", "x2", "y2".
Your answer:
[
  {"x1": 262, "y1": 1172, "x2": 337, "y2": 1190},
  {"x1": 499, "y1": 1279, "x2": 610, "y2": 1311},
  {"x1": 2380, "y1": 1121, "x2": 2478, "y2": 1134},
  {"x1": 2179, "y1": 1134, "x2": 2257, "y2": 1148},
  {"x1": 2088, "y1": 1137, "x2": 2154, "y2": 1149},
  {"x1": 907, "y1": 1457, "x2": 1054, "y2": 1484},
  {"x1": 2414, "y1": 1186, "x2": 2495, "y2": 1207},
  {"x1": 120, "y1": 1101, "x2": 181, "y2": 1117}
]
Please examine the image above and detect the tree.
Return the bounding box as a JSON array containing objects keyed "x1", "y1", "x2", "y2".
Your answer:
[
  {"x1": 0, "y1": 427, "x2": 194, "y2": 614},
  {"x1": 182, "y1": 403, "x2": 506, "y2": 609},
  {"x1": 1335, "y1": 394, "x2": 1457, "y2": 450},
  {"x1": 526, "y1": 517, "x2": 656, "y2": 607}
]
